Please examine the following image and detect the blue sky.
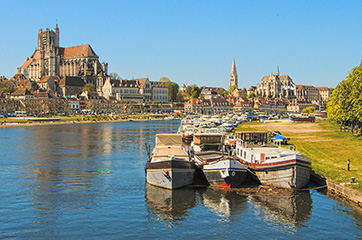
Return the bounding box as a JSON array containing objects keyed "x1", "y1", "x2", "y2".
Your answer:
[{"x1": 0, "y1": 0, "x2": 361, "y2": 90}]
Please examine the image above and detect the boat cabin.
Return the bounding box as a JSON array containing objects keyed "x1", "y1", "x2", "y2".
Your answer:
[
  {"x1": 193, "y1": 133, "x2": 224, "y2": 151},
  {"x1": 236, "y1": 132, "x2": 269, "y2": 144}
]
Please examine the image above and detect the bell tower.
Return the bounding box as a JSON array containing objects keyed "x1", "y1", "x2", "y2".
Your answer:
[{"x1": 37, "y1": 25, "x2": 60, "y2": 77}]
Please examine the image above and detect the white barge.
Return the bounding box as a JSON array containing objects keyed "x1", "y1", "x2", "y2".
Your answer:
[{"x1": 234, "y1": 132, "x2": 311, "y2": 189}]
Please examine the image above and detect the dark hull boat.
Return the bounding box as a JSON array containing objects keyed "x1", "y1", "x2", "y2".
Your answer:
[
  {"x1": 146, "y1": 134, "x2": 195, "y2": 190},
  {"x1": 194, "y1": 151, "x2": 247, "y2": 188}
]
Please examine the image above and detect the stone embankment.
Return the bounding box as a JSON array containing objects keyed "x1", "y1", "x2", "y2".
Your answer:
[{"x1": 311, "y1": 172, "x2": 362, "y2": 207}]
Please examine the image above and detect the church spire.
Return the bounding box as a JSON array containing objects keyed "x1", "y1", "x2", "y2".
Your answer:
[
  {"x1": 231, "y1": 58, "x2": 237, "y2": 75},
  {"x1": 229, "y1": 58, "x2": 238, "y2": 90},
  {"x1": 277, "y1": 65, "x2": 280, "y2": 76}
]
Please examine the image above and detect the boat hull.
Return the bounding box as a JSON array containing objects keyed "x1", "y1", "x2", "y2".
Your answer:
[
  {"x1": 202, "y1": 158, "x2": 248, "y2": 188},
  {"x1": 146, "y1": 160, "x2": 195, "y2": 189},
  {"x1": 249, "y1": 160, "x2": 311, "y2": 189}
]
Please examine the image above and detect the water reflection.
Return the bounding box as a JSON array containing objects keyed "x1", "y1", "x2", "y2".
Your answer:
[
  {"x1": 145, "y1": 184, "x2": 196, "y2": 223},
  {"x1": 199, "y1": 188, "x2": 248, "y2": 219},
  {"x1": 251, "y1": 191, "x2": 312, "y2": 229}
]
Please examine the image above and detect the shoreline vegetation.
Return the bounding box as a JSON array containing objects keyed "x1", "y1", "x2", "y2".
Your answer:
[
  {"x1": 0, "y1": 114, "x2": 168, "y2": 127},
  {"x1": 233, "y1": 119, "x2": 362, "y2": 193}
]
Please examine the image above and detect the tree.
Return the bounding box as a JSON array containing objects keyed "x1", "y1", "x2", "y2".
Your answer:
[
  {"x1": 168, "y1": 82, "x2": 179, "y2": 102},
  {"x1": 109, "y1": 72, "x2": 121, "y2": 80},
  {"x1": 247, "y1": 91, "x2": 256, "y2": 98},
  {"x1": 30, "y1": 81, "x2": 39, "y2": 92},
  {"x1": 185, "y1": 85, "x2": 201, "y2": 99},
  {"x1": 327, "y1": 63, "x2": 362, "y2": 133},
  {"x1": 159, "y1": 77, "x2": 179, "y2": 102},
  {"x1": 0, "y1": 80, "x2": 16, "y2": 93},
  {"x1": 83, "y1": 83, "x2": 96, "y2": 92},
  {"x1": 302, "y1": 106, "x2": 315, "y2": 114},
  {"x1": 229, "y1": 85, "x2": 237, "y2": 95},
  {"x1": 1, "y1": 87, "x2": 10, "y2": 93},
  {"x1": 159, "y1": 77, "x2": 171, "y2": 83}
]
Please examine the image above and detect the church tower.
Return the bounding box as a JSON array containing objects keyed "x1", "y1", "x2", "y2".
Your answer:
[
  {"x1": 38, "y1": 25, "x2": 60, "y2": 78},
  {"x1": 229, "y1": 58, "x2": 238, "y2": 90}
]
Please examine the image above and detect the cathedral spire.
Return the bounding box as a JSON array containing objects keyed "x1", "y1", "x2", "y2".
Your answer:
[{"x1": 277, "y1": 65, "x2": 280, "y2": 76}]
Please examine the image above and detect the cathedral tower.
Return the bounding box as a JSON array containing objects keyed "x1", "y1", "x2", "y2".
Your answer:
[
  {"x1": 38, "y1": 25, "x2": 60, "y2": 78},
  {"x1": 229, "y1": 58, "x2": 238, "y2": 90}
]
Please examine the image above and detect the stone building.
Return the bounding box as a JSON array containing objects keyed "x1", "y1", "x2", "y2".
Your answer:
[
  {"x1": 16, "y1": 25, "x2": 108, "y2": 93},
  {"x1": 184, "y1": 98, "x2": 232, "y2": 115},
  {"x1": 316, "y1": 87, "x2": 330, "y2": 103},
  {"x1": 58, "y1": 76, "x2": 85, "y2": 98},
  {"x1": 151, "y1": 82, "x2": 168, "y2": 103},
  {"x1": 256, "y1": 70, "x2": 296, "y2": 99},
  {"x1": 102, "y1": 78, "x2": 168, "y2": 103},
  {"x1": 38, "y1": 76, "x2": 60, "y2": 92},
  {"x1": 295, "y1": 85, "x2": 319, "y2": 101},
  {"x1": 102, "y1": 78, "x2": 143, "y2": 102}
]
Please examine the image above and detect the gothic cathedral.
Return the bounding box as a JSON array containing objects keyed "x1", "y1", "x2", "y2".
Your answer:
[{"x1": 17, "y1": 25, "x2": 108, "y2": 92}]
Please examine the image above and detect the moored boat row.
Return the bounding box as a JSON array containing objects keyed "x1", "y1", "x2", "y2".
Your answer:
[{"x1": 146, "y1": 120, "x2": 312, "y2": 190}]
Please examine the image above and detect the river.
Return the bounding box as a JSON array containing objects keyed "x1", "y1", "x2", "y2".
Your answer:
[{"x1": 0, "y1": 120, "x2": 361, "y2": 239}]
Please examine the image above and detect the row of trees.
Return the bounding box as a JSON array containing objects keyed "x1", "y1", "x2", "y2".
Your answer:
[{"x1": 327, "y1": 63, "x2": 362, "y2": 134}]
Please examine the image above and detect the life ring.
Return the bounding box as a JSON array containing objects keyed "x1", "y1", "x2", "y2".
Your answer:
[{"x1": 231, "y1": 171, "x2": 236, "y2": 176}]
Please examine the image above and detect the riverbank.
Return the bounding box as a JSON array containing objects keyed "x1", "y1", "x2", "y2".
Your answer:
[
  {"x1": 0, "y1": 115, "x2": 172, "y2": 128},
  {"x1": 234, "y1": 119, "x2": 362, "y2": 201}
]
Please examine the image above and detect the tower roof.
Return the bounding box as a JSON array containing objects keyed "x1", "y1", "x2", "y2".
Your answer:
[{"x1": 231, "y1": 58, "x2": 237, "y2": 75}]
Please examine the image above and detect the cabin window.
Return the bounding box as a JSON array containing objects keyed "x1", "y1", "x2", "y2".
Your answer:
[{"x1": 243, "y1": 151, "x2": 246, "y2": 159}]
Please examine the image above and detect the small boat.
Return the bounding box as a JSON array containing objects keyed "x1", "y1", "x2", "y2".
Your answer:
[
  {"x1": 234, "y1": 132, "x2": 311, "y2": 189},
  {"x1": 192, "y1": 132, "x2": 248, "y2": 188},
  {"x1": 290, "y1": 114, "x2": 315, "y2": 122},
  {"x1": 194, "y1": 151, "x2": 248, "y2": 188},
  {"x1": 145, "y1": 134, "x2": 196, "y2": 189}
]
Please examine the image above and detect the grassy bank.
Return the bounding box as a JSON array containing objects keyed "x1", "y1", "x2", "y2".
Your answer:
[{"x1": 234, "y1": 119, "x2": 362, "y2": 192}]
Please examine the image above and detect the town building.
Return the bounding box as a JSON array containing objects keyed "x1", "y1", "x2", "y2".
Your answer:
[
  {"x1": 295, "y1": 85, "x2": 319, "y2": 101},
  {"x1": 15, "y1": 25, "x2": 108, "y2": 93},
  {"x1": 11, "y1": 88, "x2": 34, "y2": 99},
  {"x1": 151, "y1": 81, "x2": 168, "y2": 103},
  {"x1": 38, "y1": 76, "x2": 60, "y2": 92},
  {"x1": 58, "y1": 76, "x2": 85, "y2": 98},
  {"x1": 102, "y1": 78, "x2": 143, "y2": 102},
  {"x1": 102, "y1": 78, "x2": 168, "y2": 103},
  {"x1": 200, "y1": 87, "x2": 219, "y2": 99},
  {"x1": 184, "y1": 98, "x2": 232, "y2": 115},
  {"x1": 316, "y1": 87, "x2": 330, "y2": 103}
]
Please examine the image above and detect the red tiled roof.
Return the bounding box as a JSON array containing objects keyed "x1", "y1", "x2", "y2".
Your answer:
[
  {"x1": 316, "y1": 87, "x2": 329, "y2": 91},
  {"x1": 20, "y1": 50, "x2": 40, "y2": 68},
  {"x1": 278, "y1": 75, "x2": 291, "y2": 80},
  {"x1": 60, "y1": 44, "x2": 97, "y2": 58},
  {"x1": 134, "y1": 78, "x2": 149, "y2": 88},
  {"x1": 39, "y1": 76, "x2": 51, "y2": 83}
]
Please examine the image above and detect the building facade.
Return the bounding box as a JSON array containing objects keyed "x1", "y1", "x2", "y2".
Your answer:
[
  {"x1": 256, "y1": 73, "x2": 296, "y2": 99},
  {"x1": 102, "y1": 78, "x2": 168, "y2": 103}
]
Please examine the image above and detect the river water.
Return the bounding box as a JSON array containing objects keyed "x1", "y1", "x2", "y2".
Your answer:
[{"x1": 0, "y1": 120, "x2": 362, "y2": 239}]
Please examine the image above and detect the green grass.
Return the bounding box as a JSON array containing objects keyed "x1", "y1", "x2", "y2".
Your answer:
[
  {"x1": 1, "y1": 119, "x2": 28, "y2": 123},
  {"x1": 234, "y1": 120, "x2": 362, "y2": 192}
]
